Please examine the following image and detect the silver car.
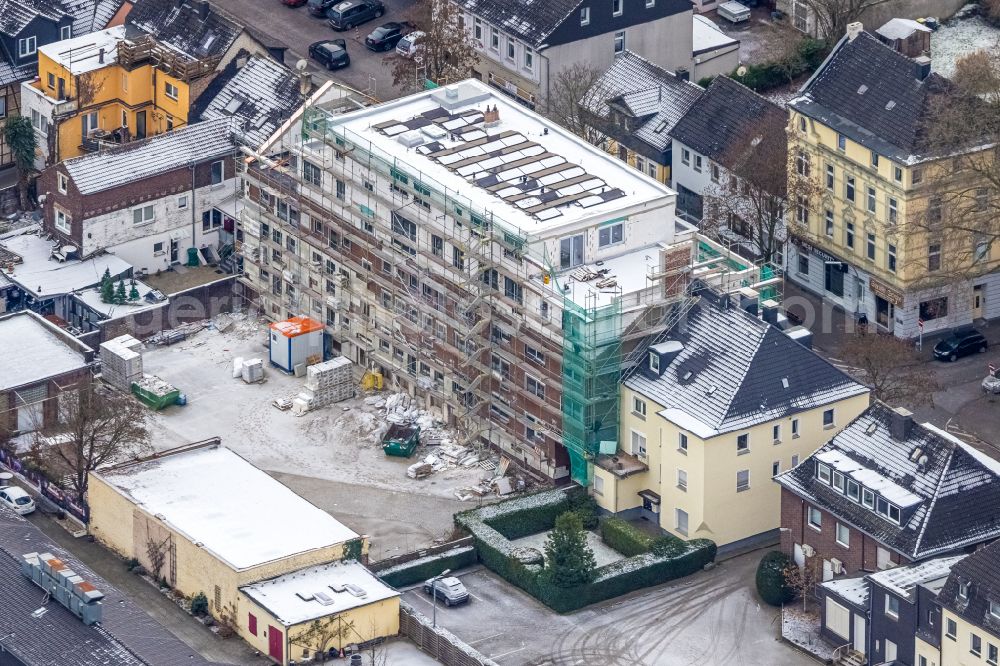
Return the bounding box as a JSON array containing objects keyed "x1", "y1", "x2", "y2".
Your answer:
[
  {"x1": 423, "y1": 576, "x2": 469, "y2": 606},
  {"x1": 0, "y1": 485, "x2": 36, "y2": 515},
  {"x1": 983, "y1": 368, "x2": 1000, "y2": 395}
]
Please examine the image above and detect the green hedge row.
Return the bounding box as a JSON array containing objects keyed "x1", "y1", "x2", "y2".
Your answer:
[
  {"x1": 456, "y1": 486, "x2": 582, "y2": 540},
  {"x1": 731, "y1": 38, "x2": 829, "y2": 93},
  {"x1": 599, "y1": 517, "x2": 655, "y2": 557},
  {"x1": 377, "y1": 546, "x2": 478, "y2": 588}
]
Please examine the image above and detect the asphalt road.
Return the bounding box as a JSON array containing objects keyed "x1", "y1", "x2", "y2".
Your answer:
[{"x1": 212, "y1": 0, "x2": 420, "y2": 101}]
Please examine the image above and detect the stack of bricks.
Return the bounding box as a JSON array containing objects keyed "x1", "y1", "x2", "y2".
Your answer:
[
  {"x1": 300, "y1": 357, "x2": 353, "y2": 408},
  {"x1": 99, "y1": 334, "x2": 143, "y2": 392}
]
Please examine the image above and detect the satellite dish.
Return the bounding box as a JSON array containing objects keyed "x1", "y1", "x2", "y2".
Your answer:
[
  {"x1": 296, "y1": 59, "x2": 308, "y2": 72},
  {"x1": 736, "y1": 65, "x2": 748, "y2": 77}
]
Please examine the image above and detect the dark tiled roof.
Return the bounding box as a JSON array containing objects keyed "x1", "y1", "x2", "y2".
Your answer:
[
  {"x1": 939, "y1": 541, "x2": 1000, "y2": 634},
  {"x1": 0, "y1": 505, "x2": 221, "y2": 666},
  {"x1": 0, "y1": 0, "x2": 67, "y2": 36},
  {"x1": 669, "y1": 75, "x2": 787, "y2": 167},
  {"x1": 61, "y1": 0, "x2": 124, "y2": 35},
  {"x1": 624, "y1": 296, "x2": 868, "y2": 435},
  {"x1": 582, "y1": 50, "x2": 703, "y2": 155},
  {"x1": 777, "y1": 403, "x2": 1000, "y2": 560},
  {"x1": 455, "y1": 0, "x2": 581, "y2": 47},
  {"x1": 126, "y1": 0, "x2": 242, "y2": 59},
  {"x1": 789, "y1": 31, "x2": 951, "y2": 162}
]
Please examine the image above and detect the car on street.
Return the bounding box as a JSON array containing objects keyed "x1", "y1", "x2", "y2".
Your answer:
[
  {"x1": 933, "y1": 329, "x2": 989, "y2": 362},
  {"x1": 309, "y1": 39, "x2": 351, "y2": 69},
  {"x1": 423, "y1": 576, "x2": 470, "y2": 606},
  {"x1": 395, "y1": 30, "x2": 425, "y2": 57},
  {"x1": 307, "y1": 0, "x2": 337, "y2": 16},
  {"x1": 365, "y1": 22, "x2": 404, "y2": 51},
  {"x1": 983, "y1": 365, "x2": 1000, "y2": 395},
  {"x1": 0, "y1": 485, "x2": 36, "y2": 515},
  {"x1": 281, "y1": 0, "x2": 308, "y2": 7},
  {"x1": 327, "y1": 0, "x2": 384, "y2": 30}
]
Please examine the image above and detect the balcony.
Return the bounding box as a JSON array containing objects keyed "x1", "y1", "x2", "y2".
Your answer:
[{"x1": 594, "y1": 451, "x2": 648, "y2": 479}]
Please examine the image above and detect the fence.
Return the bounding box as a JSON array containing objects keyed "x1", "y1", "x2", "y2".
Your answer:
[
  {"x1": 369, "y1": 537, "x2": 474, "y2": 573},
  {"x1": 398, "y1": 602, "x2": 498, "y2": 666},
  {"x1": 0, "y1": 447, "x2": 88, "y2": 522}
]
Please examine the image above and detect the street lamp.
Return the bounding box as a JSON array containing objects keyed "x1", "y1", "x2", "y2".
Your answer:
[{"x1": 430, "y1": 569, "x2": 451, "y2": 629}]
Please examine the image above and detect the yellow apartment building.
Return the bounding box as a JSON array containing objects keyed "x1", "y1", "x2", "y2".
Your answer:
[
  {"x1": 592, "y1": 294, "x2": 870, "y2": 553},
  {"x1": 87, "y1": 440, "x2": 398, "y2": 665},
  {"x1": 786, "y1": 25, "x2": 1000, "y2": 339},
  {"x1": 935, "y1": 541, "x2": 1000, "y2": 666}
]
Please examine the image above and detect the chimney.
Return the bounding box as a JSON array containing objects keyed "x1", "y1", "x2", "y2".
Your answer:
[
  {"x1": 890, "y1": 407, "x2": 914, "y2": 442},
  {"x1": 98, "y1": 48, "x2": 105, "y2": 63},
  {"x1": 674, "y1": 67, "x2": 689, "y2": 82},
  {"x1": 483, "y1": 104, "x2": 500, "y2": 127},
  {"x1": 739, "y1": 287, "x2": 759, "y2": 316},
  {"x1": 198, "y1": 0, "x2": 210, "y2": 20},
  {"x1": 785, "y1": 326, "x2": 812, "y2": 349},
  {"x1": 299, "y1": 70, "x2": 312, "y2": 96},
  {"x1": 846, "y1": 22, "x2": 863, "y2": 41},
  {"x1": 913, "y1": 55, "x2": 931, "y2": 81},
  {"x1": 761, "y1": 299, "x2": 780, "y2": 326}
]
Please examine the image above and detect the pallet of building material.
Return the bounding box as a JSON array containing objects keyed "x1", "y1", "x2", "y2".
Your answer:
[
  {"x1": 241, "y1": 358, "x2": 264, "y2": 384},
  {"x1": 406, "y1": 462, "x2": 433, "y2": 479},
  {"x1": 272, "y1": 397, "x2": 293, "y2": 411}
]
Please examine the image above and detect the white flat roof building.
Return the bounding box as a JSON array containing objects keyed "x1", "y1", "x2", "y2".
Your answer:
[
  {"x1": 94, "y1": 444, "x2": 359, "y2": 570},
  {"x1": 39, "y1": 26, "x2": 127, "y2": 76},
  {"x1": 0, "y1": 311, "x2": 93, "y2": 391}
]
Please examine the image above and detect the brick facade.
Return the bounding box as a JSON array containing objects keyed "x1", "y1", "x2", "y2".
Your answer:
[{"x1": 2, "y1": 366, "x2": 93, "y2": 435}]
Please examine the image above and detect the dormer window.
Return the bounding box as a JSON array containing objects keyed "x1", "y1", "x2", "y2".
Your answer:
[
  {"x1": 648, "y1": 351, "x2": 659, "y2": 373},
  {"x1": 832, "y1": 471, "x2": 845, "y2": 493},
  {"x1": 990, "y1": 600, "x2": 1000, "y2": 619},
  {"x1": 60, "y1": 25, "x2": 71, "y2": 40},
  {"x1": 847, "y1": 480, "x2": 860, "y2": 502},
  {"x1": 817, "y1": 463, "x2": 831, "y2": 484},
  {"x1": 18, "y1": 36, "x2": 37, "y2": 58},
  {"x1": 862, "y1": 488, "x2": 875, "y2": 508},
  {"x1": 958, "y1": 581, "x2": 969, "y2": 600}
]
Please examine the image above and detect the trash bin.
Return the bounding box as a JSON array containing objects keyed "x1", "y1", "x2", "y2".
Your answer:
[
  {"x1": 349, "y1": 655, "x2": 363, "y2": 666},
  {"x1": 186, "y1": 246, "x2": 200, "y2": 267}
]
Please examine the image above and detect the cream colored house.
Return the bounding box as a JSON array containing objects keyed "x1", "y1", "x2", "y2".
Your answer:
[
  {"x1": 592, "y1": 294, "x2": 870, "y2": 553},
  {"x1": 936, "y1": 541, "x2": 1000, "y2": 666}
]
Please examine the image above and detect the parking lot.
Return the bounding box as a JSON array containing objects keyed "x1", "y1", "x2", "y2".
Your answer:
[
  {"x1": 210, "y1": 0, "x2": 419, "y2": 101},
  {"x1": 401, "y1": 552, "x2": 816, "y2": 666}
]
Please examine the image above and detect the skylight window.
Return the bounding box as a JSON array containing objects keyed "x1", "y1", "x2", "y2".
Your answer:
[
  {"x1": 885, "y1": 100, "x2": 897, "y2": 110},
  {"x1": 857, "y1": 84, "x2": 868, "y2": 94}
]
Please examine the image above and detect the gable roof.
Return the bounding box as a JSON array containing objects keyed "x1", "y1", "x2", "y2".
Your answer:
[
  {"x1": 789, "y1": 31, "x2": 950, "y2": 163},
  {"x1": 192, "y1": 54, "x2": 303, "y2": 149},
  {"x1": 455, "y1": 0, "x2": 582, "y2": 47},
  {"x1": 0, "y1": 504, "x2": 221, "y2": 666},
  {"x1": 669, "y1": 75, "x2": 787, "y2": 167},
  {"x1": 0, "y1": 0, "x2": 67, "y2": 37},
  {"x1": 62, "y1": 118, "x2": 235, "y2": 194},
  {"x1": 582, "y1": 50, "x2": 703, "y2": 154},
  {"x1": 125, "y1": 0, "x2": 242, "y2": 59},
  {"x1": 61, "y1": 0, "x2": 124, "y2": 35},
  {"x1": 777, "y1": 403, "x2": 1000, "y2": 560},
  {"x1": 939, "y1": 540, "x2": 1000, "y2": 634},
  {"x1": 624, "y1": 295, "x2": 868, "y2": 437}
]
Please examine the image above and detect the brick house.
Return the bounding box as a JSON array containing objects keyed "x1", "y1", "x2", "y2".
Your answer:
[
  {"x1": 776, "y1": 402, "x2": 1000, "y2": 581},
  {"x1": 39, "y1": 118, "x2": 237, "y2": 275}
]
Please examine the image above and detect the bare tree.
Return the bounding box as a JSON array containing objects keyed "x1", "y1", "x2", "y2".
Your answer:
[
  {"x1": 289, "y1": 615, "x2": 357, "y2": 664},
  {"x1": 783, "y1": 557, "x2": 821, "y2": 611},
  {"x1": 384, "y1": 0, "x2": 479, "y2": 91},
  {"x1": 546, "y1": 62, "x2": 605, "y2": 140},
  {"x1": 795, "y1": 0, "x2": 894, "y2": 41},
  {"x1": 839, "y1": 333, "x2": 938, "y2": 406},
  {"x1": 28, "y1": 383, "x2": 149, "y2": 501}
]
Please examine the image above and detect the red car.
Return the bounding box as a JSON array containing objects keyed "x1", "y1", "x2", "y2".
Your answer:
[{"x1": 281, "y1": 0, "x2": 307, "y2": 6}]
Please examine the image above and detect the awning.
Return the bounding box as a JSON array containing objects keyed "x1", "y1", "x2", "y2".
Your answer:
[
  {"x1": 168, "y1": 228, "x2": 191, "y2": 241},
  {"x1": 638, "y1": 489, "x2": 661, "y2": 504}
]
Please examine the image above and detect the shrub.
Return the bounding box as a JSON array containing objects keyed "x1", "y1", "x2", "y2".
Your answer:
[
  {"x1": 732, "y1": 38, "x2": 829, "y2": 92},
  {"x1": 651, "y1": 535, "x2": 686, "y2": 558},
  {"x1": 756, "y1": 550, "x2": 795, "y2": 606},
  {"x1": 566, "y1": 492, "x2": 599, "y2": 530},
  {"x1": 542, "y1": 512, "x2": 597, "y2": 587},
  {"x1": 599, "y1": 517, "x2": 654, "y2": 557},
  {"x1": 190, "y1": 592, "x2": 209, "y2": 616},
  {"x1": 125, "y1": 557, "x2": 141, "y2": 572},
  {"x1": 342, "y1": 537, "x2": 364, "y2": 562},
  {"x1": 377, "y1": 546, "x2": 478, "y2": 588}
]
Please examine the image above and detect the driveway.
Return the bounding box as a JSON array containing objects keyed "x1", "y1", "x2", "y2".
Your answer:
[
  {"x1": 210, "y1": 0, "x2": 419, "y2": 101},
  {"x1": 401, "y1": 551, "x2": 816, "y2": 666}
]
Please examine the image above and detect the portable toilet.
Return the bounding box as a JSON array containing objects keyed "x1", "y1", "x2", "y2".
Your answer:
[{"x1": 269, "y1": 317, "x2": 324, "y2": 373}]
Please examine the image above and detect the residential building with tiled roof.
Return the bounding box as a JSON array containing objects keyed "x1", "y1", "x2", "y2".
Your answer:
[
  {"x1": 936, "y1": 541, "x2": 1000, "y2": 666},
  {"x1": 455, "y1": 0, "x2": 692, "y2": 111},
  {"x1": 593, "y1": 289, "x2": 870, "y2": 554},
  {"x1": 777, "y1": 402, "x2": 1000, "y2": 582},
  {"x1": 580, "y1": 50, "x2": 703, "y2": 187}
]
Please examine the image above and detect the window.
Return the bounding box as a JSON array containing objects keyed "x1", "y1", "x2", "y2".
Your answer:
[
  {"x1": 503, "y1": 276, "x2": 523, "y2": 304},
  {"x1": 177, "y1": 194, "x2": 188, "y2": 209},
  {"x1": 837, "y1": 134, "x2": 846, "y2": 151},
  {"x1": 694, "y1": 155, "x2": 703, "y2": 173},
  {"x1": 870, "y1": 151, "x2": 879, "y2": 168},
  {"x1": 598, "y1": 223, "x2": 623, "y2": 247},
  {"x1": 976, "y1": 187, "x2": 990, "y2": 212},
  {"x1": 646, "y1": 0, "x2": 655, "y2": 6},
  {"x1": 845, "y1": 175, "x2": 855, "y2": 202},
  {"x1": 633, "y1": 396, "x2": 646, "y2": 417},
  {"x1": 580, "y1": 6, "x2": 590, "y2": 25},
  {"x1": 795, "y1": 151, "x2": 810, "y2": 177},
  {"x1": 17, "y1": 36, "x2": 37, "y2": 57},
  {"x1": 473, "y1": 17, "x2": 482, "y2": 40},
  {"x1": 248, "y1": 612, "x2": 257, "y2": 636},
  {"x1": 796, "y1": 195, "x2": 809, "y2": 225},
  {"x1": 867, "y1": 232, "x2": 876, "y2": 260},
  {"x1": 975, "y1": 237, "x2": 991, "y2": 263},
  {"x1": 132, "y1": 204, "x2": 154, "y2": 225},
  {"x1": 825, "y1": 209, "x2": 834, "y2": 236},
  {"x1": 490, "y1": 28, "x2": 499, "y2": 51},
  {"x1": 919, "y1": 296, "x2": 948, "y2": 321},
  {"x1": 675, "y1": 509, "x2": 688, "y2": 535},
  {"x1": 681, "y1": 148, "x2": 690, "y2": 166},
  {"x1": 203, "y1": 209, "x2": 223, "y2": 231},
  {"x1": 823, "y1": 409, "x2": 835, "y2": 427},
  {"x1": 799, "y1": 116, "x2": 807, "y2": 132},
  {"x1": 303, "y1": 160, "x2": 322, "y2": 186},
  {"x1": 524, "y1": 344, "x2": 545, "y2": 365},
  {"x1": 928, "y1": 196, "x2": 942, "y2": 224},
  {"x1": 613, "y1": 30, "x2": 625, "y2": 54},
  {"x1": 630, "y1": 430, "x2": 647, "y2": 456},
  {"x1": 772, "y1": 424, "x2": 781, "y2": 443},
  {"x1": 808, "y1": 506, "x2": 822, "y2": 529},
  {"x1": 648, "y1": 351, "x2": 660, "y2": 373},
  {"x1": 737, "y1": 433, "x2": 749, "y2": 453},
  {"x1": 792, "y1": 419, "x2": 799, "y2": 437},
  {"x1": 836, "y1": 522, "x2": 850, "y2": 547},
  {"x1": 153, "y1": 241, "x2": 164, "y2": 255},
  {"x1": 886, "y1": 243, "x2": 897, "y2": 273},
  {"x1": 54, "y1": 208, "x2": 71, "y2": 233},
  {"x1": 736, "y1": 469, "x2": 750, "y2": 492},
  {"x1": 883, "y1": 594, "x2": 900, "y2": 619},
  {"x1": 57, "y1": 173, "x2": 68, "y2": 194},
  {"x1": 506, "y1": 40, "x2": 515, "y2": 61},
  {"x1": 678, "y1": 432, "x2": 688, "y2": 452},
  {"x1": 973, "y1": 634, "x2": 983, "y2": 657},
  {"x1": 847, "y1": 480, "x2": 860, "y2": 502},
  {"x1": 593, "y1": 474, "x2": 604, "y2": 495},
  {"x1": 888, "y1": 196, "x2": 898, "y2": 224},
  {"x1": 711, "y1": 163, "x2": 720, "y2": 182},
  {"x1": 946, "y1": 618, "x2": 957, "y2": 639},
  {"x1": 46, "y1": 72, "x2": 55, "y2": 89},
  {"x1": 165, "y1": 115, "x2": 174, "y2": 131},
  {"x1": 164, "y1": 81, "x2": 179, "y2": 100},
  {"x1": 798, "y1": 255, "x2": 809, "y2": 275},
  {"x1": 772, "y1": 461, "x2": 781, "y2": 476},
  {"x1": 431, "y1": 235, "x2": 443, "y2": 257},
  {"x1": 825, "y1": 164, "x2": 834, "y2": 190},
  {"x1": 991, "y1": 600, "x2": 1000, "y2": 620},
  {"x1": 613, "y1": 0, "x2": 623, "y2": 15},
  {"x1": 526, "y1": 375, "x2": 545, "y2": 399},
  {"x1": 818, "y1": 463, "x2": 831, "y2": 484},
  {"x1": 862, "y1": 488, "x2": 875, "y2": 508},
  {"x1": 886, "y1": 640, "x2": 897, "y2": 662},
  {"x1": 559, "y1": 234, "x2": 584, "y2": 269},
  {"x1": 211, "y1": 160, "x2": 224, "y2": 185},
  {"x1": 927, "y1": 243, "x2": 941, "y2": 272},
  {"x1": 334, "y1": 179, "x2": 346, "y2": 201},
  {"x1": 912, "y1": 168, "x2": 923, "y2": 184},
  {"x1": 523, "y1": 47, "x2": 533, "y2": 71},
  {"x1": 452, "y1": 246, "x2": 464, "y2": 268},
  {"x1": 866, "y1": 186, "x2": 876, "y2": 213},
  {"x1": 845, "y1": 222, "x2": 854, "y2": 249},
  {"x1": 833, "y1": 471, "x2": 846, "y2": 493},
  {"x1": 792, "y1": 454, "x2": 799, "y2": 467},
  {"x1": 989, "y1": 644, "x2": 999, "y2": 666},
  {"x1": 677, "y1": 469, "x2": 687, "y2": 491},
  {"x1": 894, "y1": 165, "x2": 903, "y2": 182}
]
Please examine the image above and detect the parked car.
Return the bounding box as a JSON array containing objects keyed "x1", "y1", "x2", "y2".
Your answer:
[
  {"x1": 365, "y1": 22, "x2": 404, "y2": 51},
  {"x1": 0, "y1": 485, "x2": 36, "y2": 515},
  {"x1": 327, "y1": 0, "x2": 383, "y2": 30},
  {"x1": 395, "y1": 30, "x2": 425, "y2": 57},
  {"x1": 281, "y1": 0, "x2": 308, "y2": 6},
  {"x1": 309, "y1": 39, "x2": 350, "y2": 69},
  {"x1": 307, "y1": 0, "x2": 337, "y2": 16},
  {"x1": 423, "y1": 576, "x2": 469, "y2": 606},
  {"x1": 933, "y1": 329, "x2": 988, "y2": 362},
  {"x1": 983, "y1": 366, "x2": 1000, "y2": 395}
]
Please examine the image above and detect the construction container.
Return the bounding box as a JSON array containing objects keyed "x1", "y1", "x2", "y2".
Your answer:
[
  {"x1": 382, "y1": 424, "x2": 421, "y2": 457},
  {"x1": 269, "y1": 317, "x2": 324, "y2": 373},
  {"x1": 131, "y1": 375, "x2": 180, "y2": 410}
]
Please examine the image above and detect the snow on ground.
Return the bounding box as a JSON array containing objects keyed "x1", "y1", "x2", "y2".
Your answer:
[
  {"x1": 141, "y1": 317, "x2": 487, "y2": 500},
  {"x1": 781, "y1": 606, "x2": 834, "y2": 661},
  {"x1": 509, "y1": 530, "x2": 625, "y2": 568},
  {"x1": 932, "y1": 10, "x2": 1000, "y2": 80}
]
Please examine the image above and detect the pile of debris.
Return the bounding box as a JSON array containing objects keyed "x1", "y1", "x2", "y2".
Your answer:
[
  {"x1": 146, "y1": 320, "x2": 210, "y2": 346},
  {"x1": 453, "y1": 457, "x2": 527, "y2": 500},
  {"x1": 99, "y1": 334, "x2": 143, "y2": 392}
]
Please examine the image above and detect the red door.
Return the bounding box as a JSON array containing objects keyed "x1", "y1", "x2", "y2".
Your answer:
[{"x1": 268, "y1": 625, "x2": 283, "y2": 663}]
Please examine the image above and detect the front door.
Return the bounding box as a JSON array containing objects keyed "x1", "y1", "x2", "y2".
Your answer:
[
  {"x1": 973, "y1": 285, "x2": 984, "y2": 319},
  {"x1": 876, "y1": 296, "x2": 894, "y2": 332},
  {"x1": 268, "y1": 625, "x2": 283, "y2": 662},
  {"x1": 853, "y1": 614, "x2": 866, "y2": 654},
  {"x1": 57, "y1": 77, "x2": 65, "y2": 100},
  {"x1": 169, "y1": 239, "x2": 179, "y2": 263},
  {"x1": 135, "y1": 110, "x2": 147, "y2": 139}
]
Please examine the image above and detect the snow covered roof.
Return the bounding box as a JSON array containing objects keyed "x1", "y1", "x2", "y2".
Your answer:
[
  {"x1": 240, "y1": 560, "x2": 398, "y2": 626},
  {"x1": 693, "y1": 14, "x2": 739, "y2": 54},
  {"x1": 868, "y1": 554, "x2": 965, "y2": 601},
  {"x1": 62, "y1": 118, "x2": 235, "y2": 195},
  {"x1": 0, "y1": 311, "x2": 92, "y2": 390},
  {"x1": 0, "y1": 0, "x2": 67, "y2": 37},
  {"x1": 73, "y1": 280, "x2": 162, "y2": 317},
  {"x1": 61, "y1": 0, "x2": 124, "y2": 36},
  {"x1": 777, "y1": 402, "x2": 1000, "y2": 560},
  {"x1": 938, "y1": 540, "x2": 1000, "y2": 631},
  {"x1": 821, "y1": 575, "x2": 869, "y2": 608},
  {"x1": 624, "y1": 296, "x2": 868, "y2": 436},
  {"x1": 95, "y1": 443, "x2": 359, "y2": 571},
  {"x1": 876, "y1": 17, "x2": 931, "y2": 41},
  {"x1": 39, "y1": 26, "x2": 127, "y2": 76},
  {"x1": 125, "y1": 0, "x2": 242, "y2": 60},
  {"x1": 320, "y1": 79, "x2": 674, "y2": 236}
]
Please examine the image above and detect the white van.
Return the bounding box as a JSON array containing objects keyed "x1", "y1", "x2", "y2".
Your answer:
[{"x1": 396, "y1": 30, "x2": 425, "y2": 57}]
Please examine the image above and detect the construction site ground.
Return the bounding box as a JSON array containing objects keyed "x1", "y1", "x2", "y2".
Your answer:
[{"x1": 142, "y1": 316, "x2": 493, "y2": 560}]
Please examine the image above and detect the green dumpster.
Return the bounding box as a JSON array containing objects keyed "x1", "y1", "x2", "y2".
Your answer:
[
  {"x1": 131, "y1": 377, "x2": 181, "y2": 410},
  {"x1": 382, "y1": 424, "x2": 421, "y2": 457},
  {"x1": 186, "y1": 246, "x2": 200, "y2": 267}
]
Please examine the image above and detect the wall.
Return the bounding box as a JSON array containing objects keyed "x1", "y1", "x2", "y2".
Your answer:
[
  {"x1": 286, "y1": 597, "x2": 399, "y2": 664},
  {"x1": 0, "y1": 366, "x2": 92, "y2": 434},
  {"x1": 915, "y1": 635, "x2": 941, "y2": 666},
  {"x1": 940, "y1": 608, "x2": 1000, "y2": 666},
  {"x1": 692, "y1": 41, "x2": 739, "y2": 81},
  {"x1": 869, "y1": 582, "x2": 919, "y2": 665},
  {"x1": 781, "y1": 0, "x2": 969, "y2": 39}
]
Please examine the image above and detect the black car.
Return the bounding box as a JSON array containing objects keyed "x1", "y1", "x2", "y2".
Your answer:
[
  {"x1": 327, "y1": 0, "x2": 383, "y2": 29},
  {"x1": 309, "y1": 39, "x2": 350, "y2": 69},
  {"x1": 933, "y1": 329, "x2": 988, "y2": 362},
  {"x1": 365, "y1": 22, "x2": 404, "y2": 51},
  {"x1": 306, "y1": 0, "x2": 337, "y2": 16}
]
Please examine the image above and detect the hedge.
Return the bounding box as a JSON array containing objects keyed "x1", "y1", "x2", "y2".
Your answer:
[
  {"x1": 599, "y1": 517, "x2": 655, "y2": 557},
  {"x1": 377, "y1": 546, "x2": 478, "y2": 588},
  {"x1": 456, "y1": 486, "x2": 582, "y2": 540},
  {"x1": 731, "y1": 38, "x2": 829, "y2": 93}
]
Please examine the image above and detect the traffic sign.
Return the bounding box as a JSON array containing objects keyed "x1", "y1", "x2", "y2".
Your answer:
[{"x1": 918, "y1": 318, "x2": 924, "y2": 330}]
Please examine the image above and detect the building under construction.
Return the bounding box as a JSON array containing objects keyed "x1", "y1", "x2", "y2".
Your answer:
[{"x1": 237, "y1": 79, "x2": 777, "y2": 483}]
